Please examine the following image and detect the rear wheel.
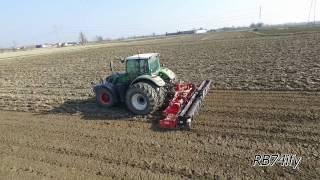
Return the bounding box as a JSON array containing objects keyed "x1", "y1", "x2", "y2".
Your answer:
[
  {"x1": 96, "y1": 87, "x2": 115, "y2": 107},
  {"x1": 158, "y1": 87, "x2": 166, "y2": 108},
  {"x1": 125, "y1": 82, "x2": 159, "y2": 115}
]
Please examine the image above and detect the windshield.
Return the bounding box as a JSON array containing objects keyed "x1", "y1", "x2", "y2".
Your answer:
[{"x1": 149, "y1": 57, "x2": 160, "y2": 74}]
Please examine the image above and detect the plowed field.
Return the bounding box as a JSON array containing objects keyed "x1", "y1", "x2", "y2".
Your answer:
[{"x1": 0, "y1": 30, "x2": 319, "y2": 179}]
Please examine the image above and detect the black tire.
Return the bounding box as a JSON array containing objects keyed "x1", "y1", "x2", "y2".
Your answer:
[
  {"x1": 125, "y1": 82, "x2": 159, "y2": 115},
  {"x1": 95, "y1": 87, "x2": 115, "y2": 107},
  {"x1": 158, "y1": 87, "x2": 166, "y2": 108}
]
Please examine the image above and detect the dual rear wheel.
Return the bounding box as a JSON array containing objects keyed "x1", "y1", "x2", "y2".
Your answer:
[
  {"x1": 125, "y1": 82, "x2": 159, "y2": 115},
  {"x1": 96, "y1": 82, "x2": 162, "y2": 115}
]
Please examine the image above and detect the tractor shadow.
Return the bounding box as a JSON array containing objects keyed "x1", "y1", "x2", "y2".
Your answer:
[
  {"x1": 46, "y1": 98, "x2": 168, "y2": 131},
  {"x1": 47, "y1": 97, "x2": 135, "y2": 120}
]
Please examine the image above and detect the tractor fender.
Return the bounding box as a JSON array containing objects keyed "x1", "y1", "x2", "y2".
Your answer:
[
  {"x1": 93, "y1": 82, "x2": 119, "y2": 103},
  {"x1": 159, "y1": 67, "x2": 176, "y2": 82},
  {"x1": 131, "y1": 75, "x2": 165, "y2": 87}
]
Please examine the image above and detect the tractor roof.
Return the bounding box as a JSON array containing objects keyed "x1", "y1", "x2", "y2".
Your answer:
[{"x1": 126, "y1": 53, "x2": 159, "y2": 61}]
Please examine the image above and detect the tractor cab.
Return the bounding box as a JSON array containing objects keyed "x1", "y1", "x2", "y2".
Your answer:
[
  {"x1": 125, "y1": 53, "x2": 160, "y2": 81},
  {"x1": 106, "y1": 53, "x2": 174, "y2": 87}
]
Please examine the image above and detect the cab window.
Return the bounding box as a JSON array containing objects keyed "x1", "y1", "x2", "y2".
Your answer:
[
  {"x1": 149, "y1": 57, "x2": 160, "y2": 74},
  {"x1": 126, "y1": 60, "x2": 139, "y2": 76},
  {"x1": 139, "y1": 59, "x2": 148, "y2": 74}
]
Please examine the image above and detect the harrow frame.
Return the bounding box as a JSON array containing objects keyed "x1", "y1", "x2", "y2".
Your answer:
[{"x1": 160, "y1": 80, "x2": 212, "y2": 129}]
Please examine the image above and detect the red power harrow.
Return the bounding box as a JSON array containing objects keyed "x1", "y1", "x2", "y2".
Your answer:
[{"x1": 160, "y1": 80, "x2": 212, "y2": 129}]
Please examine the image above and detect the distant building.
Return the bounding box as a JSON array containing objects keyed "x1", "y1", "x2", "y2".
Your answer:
[
  {"x1": 61, "y1": 42, "x2": 79, "y2": 47},
  {"x1": 56, "y1": 43, "x2": 63, "y2": 47},
  {"x1": 35, "y1": 44, "x2": 48, "y2": 48},
  {"x1": 166, "y1": 30, "x2": 195, "y2": 36},
  {"x1": 195, "y1": 29, "x2": 208, "y2": 34},
  {"x1": 165, "y1": 28, "x2": 208, "y2": 36},
  {"x1": 67, "y1": 42, "x2": 79, "y2": 46}
]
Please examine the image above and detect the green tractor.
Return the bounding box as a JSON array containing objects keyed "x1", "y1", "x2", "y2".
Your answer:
[
  {"x1": 93, "y1": 53, "x2": 212, "y2": 129},
  {"x1": 93, "y1": 53, "x2": 176, "y2": 115}
]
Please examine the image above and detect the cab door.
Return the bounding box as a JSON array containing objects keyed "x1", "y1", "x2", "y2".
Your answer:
[
  {"x1": 126, "y1": 59, "x2": 148, "y2": 81},
  {"x1": 139, "y1": 59, "x2": 148, "y2": 75},
  {"x1": 126, "y1": 60, "x2": 140, "y2": 81}
]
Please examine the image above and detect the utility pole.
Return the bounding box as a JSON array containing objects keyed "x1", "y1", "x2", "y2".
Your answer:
[
  {"x1": 308, "y1": 0, "x2": 313, "y2": 23},
  {"x1": 314, "y1": 0, "x2": 317, "y2": 24},
  {"x1": 308, "y1": 0, "x2": 318, "y2": 25},
  {"x1": 52, "y1": 25, "x2": 60, "y2": 43},
  {"x1": 259, "y1": 5, "x2": 262, "y2": 23},
  {"x1": 12, "y1": 41, "x2": 16, "y2": 51}
]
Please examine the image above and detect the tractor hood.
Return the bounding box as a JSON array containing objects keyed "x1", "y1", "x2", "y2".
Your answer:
[{"x1": 159, "y1": 67, "x2": 176, "y2": 81}]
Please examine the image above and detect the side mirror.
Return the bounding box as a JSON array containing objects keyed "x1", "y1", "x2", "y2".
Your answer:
[{"x1": 115, "y1": 56, "x2": 125, "y2": 63}]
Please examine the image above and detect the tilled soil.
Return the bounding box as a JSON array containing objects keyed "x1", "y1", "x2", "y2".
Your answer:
[
  {"x1": 0, "y1": 31, "x2": 320, "y2": 113},
  {"x1": 0, "y1": 31, "x2": 320, "y2": 179},
  {"x1": 0, "y1": 90, "x2": 319, "y2": 179}
]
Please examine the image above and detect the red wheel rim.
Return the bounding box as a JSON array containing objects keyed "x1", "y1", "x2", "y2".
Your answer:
[{"x1": 101, "y1": 93, "x2": 110, "y2": 104}]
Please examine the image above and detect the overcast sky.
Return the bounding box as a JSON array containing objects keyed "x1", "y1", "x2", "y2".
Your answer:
[{"x1": 0, "y1": 0, "x2": 318, "y2": 47}]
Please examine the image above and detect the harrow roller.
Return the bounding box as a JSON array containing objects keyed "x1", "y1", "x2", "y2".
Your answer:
[{"x1": 160, "y1": 80, "x2": 212, "y2": 129}]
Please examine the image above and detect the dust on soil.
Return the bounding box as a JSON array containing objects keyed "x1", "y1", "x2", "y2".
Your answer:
[{"x1": 0, "y1": 30, "x2": 320, "y2": 179}]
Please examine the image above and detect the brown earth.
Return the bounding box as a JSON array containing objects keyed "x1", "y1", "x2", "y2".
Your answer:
[
  {"x1": 0, "y1": 30, "x2": 320, "y2": 179},
  {"x1": 0, "y1": 31, "x2": 320, "y2": 113},
  {"x1": 0, "y1": 90, "x2": 319, "y2": 179}
]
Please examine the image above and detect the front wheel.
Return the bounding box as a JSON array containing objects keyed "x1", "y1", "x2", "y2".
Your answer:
[{"x1": 125, "y1": 82, "x2": 159, "y2": 115}]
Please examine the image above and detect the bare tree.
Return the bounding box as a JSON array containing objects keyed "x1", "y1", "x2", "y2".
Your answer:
[
  {"x1": 104, "y1": 38, "x2": 112, "y2": 42},
  {"x1": 250, "y1": 23, "x2": 264, "y2": 29},
  {"x1": 12, "y1": 41, "x2": 17, "y2": 51},
  {"x1": 79, "y1": 31, "x2": 88, "y2": 45},
  {"x1": 95, "y1": 35, "x2": 104, "y2": 42}
]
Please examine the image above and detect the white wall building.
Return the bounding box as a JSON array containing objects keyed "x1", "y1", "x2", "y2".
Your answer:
[{"x1": 195, "y1": 29, "x2": 208, "y2": 34}]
